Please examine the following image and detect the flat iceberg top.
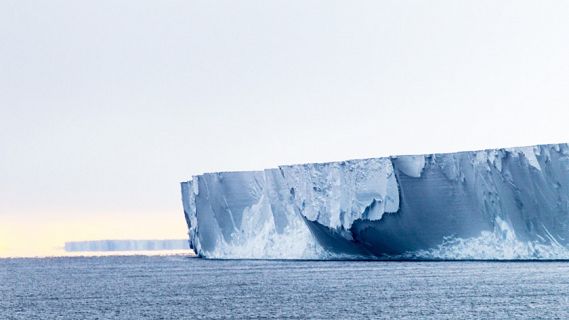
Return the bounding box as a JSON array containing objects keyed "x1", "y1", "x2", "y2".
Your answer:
[{"x1": 181, "y1": 143, "x2": 569, "y2": 260}]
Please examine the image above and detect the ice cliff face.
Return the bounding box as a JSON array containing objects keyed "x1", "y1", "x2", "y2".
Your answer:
[{"x1": 181, "y1": 144, "x2": 569, "y2": 260}]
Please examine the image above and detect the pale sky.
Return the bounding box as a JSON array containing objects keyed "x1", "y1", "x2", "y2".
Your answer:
[{"x1": 1, "y1": 0, "x2": 569, "y2": 257}]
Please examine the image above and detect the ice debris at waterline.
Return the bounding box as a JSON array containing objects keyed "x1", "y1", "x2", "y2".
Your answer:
[
  {"x1": 181, "y1": 143, "x2": 569, "y2": 260},
  {"x1": 64, "y1": 240, "x2": 189, "y2": 252}
]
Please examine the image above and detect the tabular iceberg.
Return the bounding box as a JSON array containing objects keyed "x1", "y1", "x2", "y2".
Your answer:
[
  {"x1": 64, "y1": 240, "x2": 189, "y2": 252},
  {"x1": 181, "y1": 143, "x2": 569, "y2": 260}
]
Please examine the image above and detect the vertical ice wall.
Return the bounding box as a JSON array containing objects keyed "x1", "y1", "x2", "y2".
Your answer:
[
  {"x1": 181, "y1": 144, "x2": 569, "y2": 259},
  {"x1": 181, "y1": 170, "x2": 324, "y2": 259}
]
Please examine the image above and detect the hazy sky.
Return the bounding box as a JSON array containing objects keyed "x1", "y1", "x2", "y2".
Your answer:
[{"x1": 1, "y1": 0, "x2": 569, "y2": 256}]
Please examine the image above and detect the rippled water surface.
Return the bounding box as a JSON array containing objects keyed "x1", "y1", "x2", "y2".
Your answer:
[{"x1": 2, "y1": 256, "x2": 569, "y2": 319}]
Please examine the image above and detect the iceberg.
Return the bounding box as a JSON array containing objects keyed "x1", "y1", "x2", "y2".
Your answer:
[
  {"x1": 181, "y1": 143, "x2": 569, "y2": 260},
  {"x1": 64, "y1": 240, "x2": 189, "y2": 252}
]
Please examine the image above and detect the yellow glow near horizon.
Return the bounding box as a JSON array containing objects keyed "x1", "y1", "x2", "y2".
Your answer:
[{"x1": 0, "y1": 211, "x2": 189, "y2": 258}]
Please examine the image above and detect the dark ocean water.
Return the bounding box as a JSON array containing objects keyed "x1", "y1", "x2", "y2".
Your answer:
[{"x1": 2, "y1": 256, "x2": 569, "y2": 319}]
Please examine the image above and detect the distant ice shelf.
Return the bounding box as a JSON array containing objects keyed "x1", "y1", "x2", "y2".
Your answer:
[
  {"x1": 181, "y1": 143, "x2": 569, "y2": 260},
  {"x1": 64, "y1": 240, "x2": 189, "y2": 252}
]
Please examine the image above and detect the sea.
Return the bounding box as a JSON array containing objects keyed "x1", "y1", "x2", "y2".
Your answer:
[{"x1": 2, "y1": 256, "x2": 569, "y2": 319}]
